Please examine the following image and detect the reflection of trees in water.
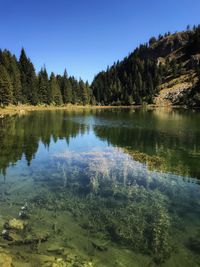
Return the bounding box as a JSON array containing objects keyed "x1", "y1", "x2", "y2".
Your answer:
[
  {"x1": 0, "y1": 111, "x2": 89, "y2": 175},
  {"x1": 93, "y1": 111, "x2": 200, "y2": 179},
  {"x1": 1, "y1": 108, "x2": 200, "y2": 179}
]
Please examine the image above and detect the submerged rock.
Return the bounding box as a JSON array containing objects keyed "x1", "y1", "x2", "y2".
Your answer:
[
  {"x1": 91, "y1": 240, "x2": 108, "y2": 251},
  {"x1": 19, "y1": 210, "x2": 29, "y2": 219},
  {"x1": 0, "y1": 252, "x2": 12, "y2": 267},
  {"x1": 20, "y1": 202, "x2": 28, "y2": 211},
  {"x1": 1, "y1": 218, "x2": 28, "y2": 242},
  {"x1": 52, "y1": 258, "x2": 66, "y2": 267},
  {"x1": 51, "y1": 256, "x2": 93, "y2": 267},
  {"x1": 1, "y1": 229, "x2": 13, "y2": 241},
  {"x1": 8, "y1": 218, "x2": 26, "y2": 230}
]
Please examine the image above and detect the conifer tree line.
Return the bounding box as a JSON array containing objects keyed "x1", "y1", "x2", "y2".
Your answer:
[
  {"x1": 92, "y1": 25, "x2": 200, "y2": 105},
  {"x1": 0, "y1": 48, "x2": 94, "y2": 106},
  {"x1": 0, "y1": 25, "x2": 200, "y2": 107}
]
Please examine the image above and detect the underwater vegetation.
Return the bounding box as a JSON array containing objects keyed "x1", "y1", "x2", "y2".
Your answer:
[
  {"x1": 0, "y1": 110, "x2": 200, "y2": 266},
  {"x1": 123, "y1": 148, "x2": 191, "y2": 178},
  {"x1": 0, "y1": 147, "x2": 200, "y2": 266},
  {"x1": 49, "y1": 148, "x2": 199, "y2": 264}
]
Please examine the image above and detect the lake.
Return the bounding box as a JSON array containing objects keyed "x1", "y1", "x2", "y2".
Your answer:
[{"x1": 0, "y1": 108, "x2": 200, "y2": 267}]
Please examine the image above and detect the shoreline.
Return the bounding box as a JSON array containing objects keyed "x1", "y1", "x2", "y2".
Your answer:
[
  {"x1": 0, "y1": 104, "x2": 140, "y2": 116},
  {"x1": 0, "y1": 104, "x2": 196, "y2": 117}
]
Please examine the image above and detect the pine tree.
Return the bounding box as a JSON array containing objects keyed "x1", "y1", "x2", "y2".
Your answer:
[
  {"x1": 49, "y1": 72, "x2": 63, "y2": 105},
  {"x1": 38, "y1": 67, "x2": 49, "y2": 104},
  {"x1": 80, "y1": 79, "x2": 89, "y2": 105},
  {"x1": 68, "y1": 77, "x2": 79, "y2": 104},
  {"x1": 11, "y1": 56, "x2": 22, "y2": 104},
  {"x1": 0, "y1": 50, "x2": 22, "y2": 104},
  {"x1": 85, "y1": 81, "x2": 91, "y2": 104},
  {"x1": 136, "y1": 72, "x2": 143, "y2": 93},
  {"x1": 149, "y1": 36, "x2": 157, "y2": 46},
  {"x1": 19, "y1": 48, "x2": 38, "y2": 105},
  {"x1": 61, "y1": 69, "x2": 72, "y2": 104},
  {"x1": 0, "y1": 65, "x2": 13, "y2": 106},
  {"x1": 72, "y1": 79, "x2": 80, "y2": 104}
]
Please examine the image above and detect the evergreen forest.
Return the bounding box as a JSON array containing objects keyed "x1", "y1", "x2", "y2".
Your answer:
[{"x1": 0, "y1": 25, "x2": 200, "y2": 107}]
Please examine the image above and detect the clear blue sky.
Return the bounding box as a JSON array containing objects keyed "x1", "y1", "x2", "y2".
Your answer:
[{"x1": 0, "y1": 0, "x2": 200, "y2": 82}]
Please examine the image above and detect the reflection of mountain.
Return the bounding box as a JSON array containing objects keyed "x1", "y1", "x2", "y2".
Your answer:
[
  {"x1": 93, "y1": 109, "x2": 200, "y2": 179},
  {"x1": 0, "y1": 111, "x2": 88, "y2": 175}
]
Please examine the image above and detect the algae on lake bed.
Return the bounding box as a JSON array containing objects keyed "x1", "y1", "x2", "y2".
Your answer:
[{"x1": 0, "y1": 109, "x2": 200, "y2": 266}]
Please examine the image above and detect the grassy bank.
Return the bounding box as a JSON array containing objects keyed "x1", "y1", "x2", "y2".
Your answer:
[
  {"x1": 0, "y1": 104, "x2": 147, "y2": 116},
  {"x1": 0, "y1": 104, "x2": 186, "y2": 117}
]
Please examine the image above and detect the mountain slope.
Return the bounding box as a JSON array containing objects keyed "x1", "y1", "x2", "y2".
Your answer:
[{"x1": 92, "y1": 26, "x2": 200, "y2": 107}]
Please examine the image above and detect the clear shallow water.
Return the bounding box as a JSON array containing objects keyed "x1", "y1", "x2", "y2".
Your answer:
[{"x1": 0, "y1": 108, "x2": 200, "y2": 267}]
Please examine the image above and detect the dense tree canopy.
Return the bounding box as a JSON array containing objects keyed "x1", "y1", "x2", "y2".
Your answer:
[
  {"x1": 0, "y1": 65, "x2": 13, "y2": 106},
  {"x1": 0, "y1": 49, "x2": 92, "y2": 106}
]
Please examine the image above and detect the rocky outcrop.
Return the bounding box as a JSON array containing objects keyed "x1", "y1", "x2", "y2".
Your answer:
[
  {"x1": 162, "y1": 81, "x2": 200, "y2": 107},
  {"x1": 154, "y1": 70, "x2": 200, "y2": 108},
  {"x1": 164, "y1": 84, "x2": 193, "y2": 105}
]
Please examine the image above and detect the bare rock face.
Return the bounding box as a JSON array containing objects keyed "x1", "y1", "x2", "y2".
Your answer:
[
  {"x1": 164, "y1": 84, "x2": 192, "y2": 105},
  {"x1": 162, "y1": 80, "x2": 200, "y2": 107},
  {"x1": 2, "y1": 219, "x2": 28, "y2": 241}
]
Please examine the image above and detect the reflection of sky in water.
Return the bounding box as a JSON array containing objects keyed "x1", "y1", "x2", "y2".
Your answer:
[
  {"x1": 26, "y1": 130, "x2": 109, "y2": 164},
  {"x1": 52, "y1": 145, "x2": 200, "y2": 204},
  {"x1": 0, "y1": 111, "x2": 200, "y2": 266},
  {"x1": 0, "y1": 110, "x2": 200, "y2": 214},
  {"x1": 1, "y1": 128, "x2": 200, "y2": 194}
]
